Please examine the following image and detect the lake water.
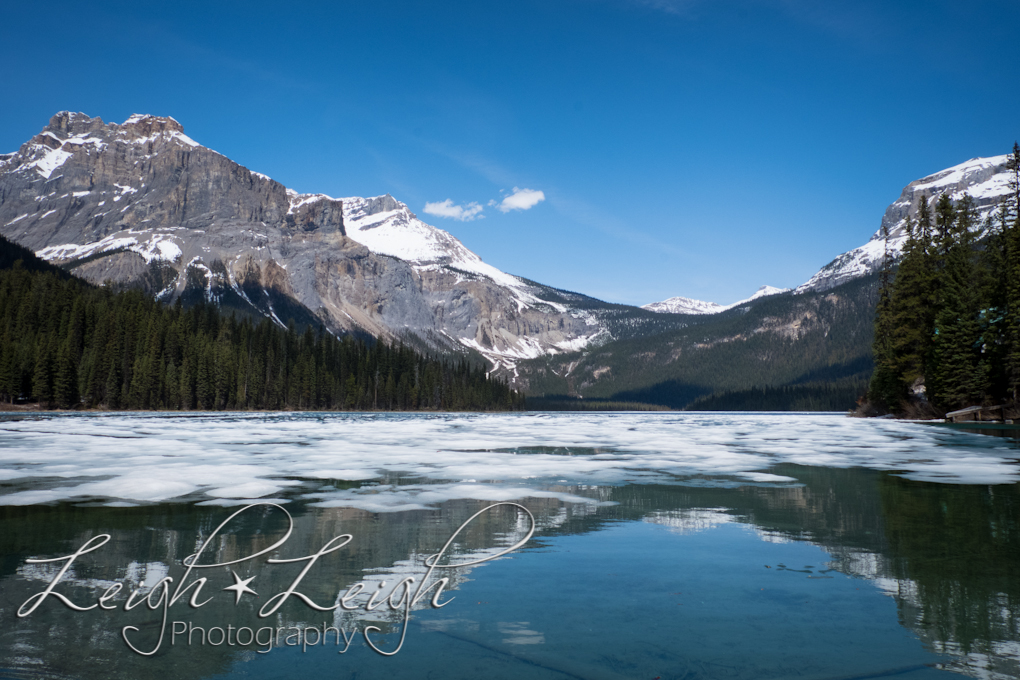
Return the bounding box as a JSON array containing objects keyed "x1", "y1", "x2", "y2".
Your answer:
[{"x1": 0, "y1": 412, "x2": 1018, "y2": 679}]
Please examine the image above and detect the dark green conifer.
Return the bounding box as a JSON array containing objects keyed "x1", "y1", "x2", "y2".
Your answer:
[
  {"x1": 868, "y1": 219, "x2": 905, "y2": 409},
  {"x1": 890, "y1": 198, "x2": 937, "y2": 397},
  {"x1": 1006, "y1": 144, "x2": 1020, "y2": 401},
  {"x1": 931, "y1": 194, "x2": 985, "y2": 408},
  {"x1": 54, "y1": 336, "x2": 79, "y2": 409}
]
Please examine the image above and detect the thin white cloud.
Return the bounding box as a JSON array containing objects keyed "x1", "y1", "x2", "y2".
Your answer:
[
  {"x1": 624, "y1": 0, "x2": 886, "y2": 44},
  {"x1": 494, "y1": 187, "x2": 546, "y2": 213},
  {"x1": 629, "y1": 0, "x2": 698, "y2": 16},
  {"x1": 549, "y1": 193, "x2": 690, "y2": 259},
  {"x1": 423, "y1": 199, "x2": 485, "y2": 221}
]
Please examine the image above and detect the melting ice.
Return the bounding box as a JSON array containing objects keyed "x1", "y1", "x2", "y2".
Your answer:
[{"x1": 0, "y1": 412, "x2": 1017, "y2": 507}]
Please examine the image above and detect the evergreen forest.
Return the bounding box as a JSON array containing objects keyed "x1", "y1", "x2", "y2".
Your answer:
[
  {"x1": 0, "y1": 236, "x2": 523, "y2": 412},
  {"x1": 520, "y1": 274, "x2": 876, "y2": 412},
  {"x1": 869, "y1": 144, "x2": 1020, "y2": 415},
  {"x1": 684, "y1": 381, "x2": 868, "y2": 412}
]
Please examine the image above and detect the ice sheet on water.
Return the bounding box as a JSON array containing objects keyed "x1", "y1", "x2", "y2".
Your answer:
[{"x1": 0, "y1": 412, "x2": 1016, "y2": 507}]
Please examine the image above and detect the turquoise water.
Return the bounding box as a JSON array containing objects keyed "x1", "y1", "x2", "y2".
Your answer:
[
  {"x1": 1, "y1": 413, "x2": 1018, "y2": 679},
  {"x1": 214, "y1": 521, "x2": 950, "y2": 680}
]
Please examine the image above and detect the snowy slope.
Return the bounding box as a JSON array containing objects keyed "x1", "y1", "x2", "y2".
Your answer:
[
  {"x1": 731, "y1": 285, "x2": 790, "y2": 307},
  {"x1": 339, "y1": 195, "x2": 539, "y2": 299},
  {"x1": 642, "y1": 296, "x2": 724, "y2": 315},
  {"x1": 335, "y1": 194, "x2": 608, "y2": 365},
  {"x1": 797, "y1": 154, "x2": 1012, "y2": 293},
  {"x1": 643, "y1": 285, "x2": 789, "y2": 315}
]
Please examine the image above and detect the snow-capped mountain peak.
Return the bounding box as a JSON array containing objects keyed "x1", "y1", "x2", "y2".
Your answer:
[
  {"x1": 796, "y1": 153, "x2": 1013, "y2": 293},
  {"x1": 737, "y1": 285, "x2": 789, "y2": 305},
  {"x1": 341, "y1": 194, "x2": 528, "y2": 292},
  {"x1": 641, "y1": 296, "x2": 724, "y2": 315},
  {"x1": 642, "y1": 285, "x2": 789, "y2": 315},
  {"x1": 336, "y1": 193, "x2": 611, "y2": 367}
]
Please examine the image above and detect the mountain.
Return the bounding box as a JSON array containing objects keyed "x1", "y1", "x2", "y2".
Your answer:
[
  {"x1": 0, "y1": 233, "x2": 522, "y2": 411},
  {"x1": 0, "y1": 112, "x2": 605, "y2": 369},
  {"x1": 642, "y1": 285, "x2": 790, "y2": 315},
  {"x1": 644, "y1": 153, "x2": 1013, "y2": 310},
  {"x1": 642, "y1": 296, "x2": 725, "y2": 315},
  {"x1": 798, "y1": 154, "x2": 1013, "y2": 293},
  {"x1": 2, "y1": 111, "x2": 1004, "y2": 407},
  {"x1": 519, "y1": 273, "x2": 878, "y2": 409},
  {"x1": 519, "y1": 152, "x2": 1016, "y2": 409}
]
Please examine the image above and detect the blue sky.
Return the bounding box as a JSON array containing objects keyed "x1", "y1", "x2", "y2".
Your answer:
[{"x1": 2, "y1": 0, "x2": 1018, "y2": 305}]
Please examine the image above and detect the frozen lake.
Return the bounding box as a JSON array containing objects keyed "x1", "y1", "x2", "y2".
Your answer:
[{"x1": 1, "y1": 412, "x2": 1018, "y2": 679}]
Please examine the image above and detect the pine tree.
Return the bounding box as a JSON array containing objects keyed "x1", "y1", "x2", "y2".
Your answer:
[
  {"x1": 931, "y1": 194, "x2": 985, "y2": 408},
  {"x1": 868, "y1": 219, "x2": 905, "y2": 409},
  {"x1": 0, "y1": 328, "x2": 16, "y2": 403},
  {"x1": 1006, "y1": 143, "x2": 1020, "y2": 401},
  {"x1": 54, "y1": 336, "x2": 79, "y2": 408},
  {"x1": 890, "y1": 197, "x2": 937, "y2": 398},
  {"x1": 32, "y1": 335, "x2": 56, "y2": 406},
  {"x1": 979, "y1": 206, "x2": 1010, "y2": 400},
  {"x1": 1008, "y1": 142, "x2": 1020, "y2": 218}
]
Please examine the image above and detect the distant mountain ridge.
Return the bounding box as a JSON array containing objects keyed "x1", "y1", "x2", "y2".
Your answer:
[
  {"x1": 517, "y1": 273, "x2": 879, "y2": 410},
  {"x1": 643, "y1": 285, "x2": 789, "y2": 315},
  {"x1": 560, "y1": 151, "x2": 1016, "y2": 409}
]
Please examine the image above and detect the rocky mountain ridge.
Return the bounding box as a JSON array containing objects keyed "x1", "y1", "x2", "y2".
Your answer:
[
  {"x1": 645, "y1": 153, "x2": 1015, "y2": 306},
  {"x1": 0, "y1": 112, "x2": 600, "y2": 371},
  {"x1": 797, "y1": 153, "x2": 1013, "y2": 292}
]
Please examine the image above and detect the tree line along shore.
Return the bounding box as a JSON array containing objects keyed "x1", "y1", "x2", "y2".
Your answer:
[{"x1": 0, "y1": 235, "x2": 523, "y2": 412}]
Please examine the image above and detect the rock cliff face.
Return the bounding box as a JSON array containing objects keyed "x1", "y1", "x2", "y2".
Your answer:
[
  {"x1": 798, "y1": 154, "x2": 1013, "y2": 292},
  {"x1": 0, "y1": 112, "x2": 600, "y2": 370}
]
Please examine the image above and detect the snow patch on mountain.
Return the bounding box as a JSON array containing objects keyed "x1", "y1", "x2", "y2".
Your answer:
[
  {"x1": 795, "y1": 238, "x2": 892, "y2": 294},
  {"x1": 36, "y1": 231, "x2": 183, "y2": 264},
  {"x1": 286, "y1": 191, "x2": 328, "y2": 214},
  {"x1": 732, "y1": 285, "x2": 789, "y2": 307},
  {"x1": 341, "y1": 195, "x2": 520, "y2": 285},
  {"x1": 910, "y1": 154, "x2": 1011, "y2": 201},
  {"x1": 642, "y1": 296, "x2": 724, "y2": 315},
  {"x1": 643, "y1": 285, "x2": 789, "y2": 315},
  {"x1": 25, "y1": 146, "x2": 75, "y2": 179}
]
